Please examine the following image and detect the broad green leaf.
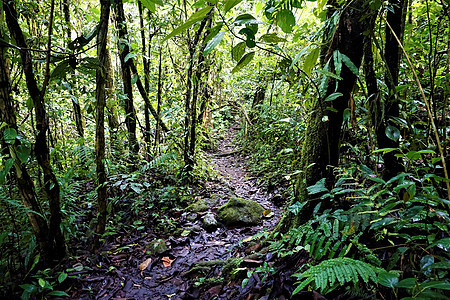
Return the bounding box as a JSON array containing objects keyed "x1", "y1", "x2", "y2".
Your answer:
[
  {"x1": 131, "y1": 74, "x2": 138, "y2": 85},
  {"x1": 239, "y1": 28, "x2": 256, "y2": 48},
  {"x1": 38, "y1": 278, "x2": 46, "y2": 288},
  {"x1": 340, "y1": 53, "x2": 359, "y2": 75},
  {"x1": 233, "y1": 13, "x2": 257, "y2": 25},
  {"x1": 232, "y1": 42, "x2": 246, "y2": 61},
  {"x1": 343, "y1": 108, "x2": 351, "y2": 121},
  {"x1": 307, "y1": 178, "x2": 329, "y2": 195},
  {"x1": 47, "y1": 291, "x2": 70, "y2": 297},
  {"x1": 19, "y1": 284, "x2": 37, "y2": 293},
  {"x1": 315, "y1": 69, "x2": 342, "y2": 80},
  {"x1": 396, "y1": 278, "x2": 417, "y2": 288},
  {"x1": 204, "y1": 23, "x2": 223, "y2": 44},
  {"x1": 58, "y1": 272, "x2": 68, "y2": 283},
  {"x1": 124, "y1": 52, "x2": 136, "y2": 63},
  {"x1": 385, "y1": 125, "x2": 401, "y2": 142},
  {"x1": 303, "y1": 47, "x2": 319, "y2": 76},
  {"x1": 260, "y1": 33, "x2": 286, "y2": 43},
  {"x1": 224, "y1": 0, "x2": 243, "y2": 13},
  {"x1": 16, "y1": 145, "x2": 31, "y2": 163},
  {"x1": 50, "y1": 60, "x2": 71, "y2": 80},
  {"x1": 231, "y1": 51, "x2": 255, "y2": 73},
  {"x1": 204, "y1": 31, "x2": 225, "y2": 56},
  {"x1": 163, "y1": 6, "x2": 213, "y2": 41},
  {"x1": 324, "y1": 92, "x2": 342, "y2": 102},
  {"x1": 3, "y1": 128, "x2": 17, "y2": 143},
  {"x1": 276, "y1": 9, "x2": 295, "y2": 33},
  {"x1": 377, "y1": 271, "x2": 399, "y2": 288},
  {"x1": 140, "y1": 0, "x2": 156, "y2": 11}
]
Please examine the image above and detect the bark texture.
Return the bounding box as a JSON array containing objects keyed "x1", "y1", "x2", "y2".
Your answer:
[
  {"x1": 94, "y1": 0, "x2": 110, "y2": 246},
  {"x1": 4, "y1": 0, "x2": 65, "y2": 261},
  {"x1": 277, "y1": 0, "x2": 377, "y2": 232}
]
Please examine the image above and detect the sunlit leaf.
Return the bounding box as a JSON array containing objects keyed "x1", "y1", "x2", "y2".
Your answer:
[
  {"x1": 224, "y1": 0, "x2": 243, "y2": 13},
  {"x1": 163, "y1": 6, "x2": 213, "y2": 41},
  {"x1": 204, "y1": 31, "x2": 225, "y2": 56},
  {"x1": 276, "y1": 9, "x2": 295, "y2": 33},
  {"x1": 260, "y1": 33, "x2": 286, "y2": 43},
  {"x1": 232, "y1": 42, "x2": 246, "y2": 61},
  {"x1": 231, "y1": 51, "x2": 255, "y2": 73}
]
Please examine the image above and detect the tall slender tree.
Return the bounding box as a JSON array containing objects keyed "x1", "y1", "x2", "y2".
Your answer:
[
  {"x1": 4, "y1": 0, "x2": 65, "y2": 261},
  {"x1": 94, "y1": 0, "x2": 111, "y2": 246}
]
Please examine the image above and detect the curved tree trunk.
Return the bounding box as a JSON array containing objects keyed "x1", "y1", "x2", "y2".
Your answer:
[
  {"x1": 4, "y1": 0, "x2": 65, "y2": 262},
  {"x1": 0, "y1": 42, "x2": 51, "y2": 261}
]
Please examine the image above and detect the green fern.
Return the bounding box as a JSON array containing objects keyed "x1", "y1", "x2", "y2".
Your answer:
[
  {"x1": 292, "y1": 257, "x2": 380, "y2": 295},
  {"x1": 140, "y1": 152, "x2": 177, "y2": 172}
]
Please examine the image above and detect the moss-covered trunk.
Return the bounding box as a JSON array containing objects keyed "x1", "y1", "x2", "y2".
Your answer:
[{"x1": 277, "y1": 0, "x2": 377, "y2": 232}]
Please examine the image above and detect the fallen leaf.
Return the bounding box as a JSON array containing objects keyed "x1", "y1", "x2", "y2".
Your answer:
[
  {"x1": 139, "y1": 258, "x2": 152, "y2": 271},
  {"x1": 162, "y1": 256, "x2": 175, "y2": 267},
  {"x1": 263, "y1": 209, "x2": 274, "y2": 218},
  {"x1": 242, "y1": 236, "x2": 253, "y2": 243}
]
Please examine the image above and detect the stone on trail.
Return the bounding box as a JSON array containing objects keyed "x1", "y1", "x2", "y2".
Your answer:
[
  {"x1": 217, "y1": 197, "x2": 264, "y2": 227},
  {"x1": 186, "y1": 194, "x2": 220, "y2": 212},
  {"x1": 202, "y1": 212, "x2": 218, "y2": 231}
]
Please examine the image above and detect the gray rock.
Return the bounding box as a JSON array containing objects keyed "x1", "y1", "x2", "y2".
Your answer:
[{"x1": 202, "y1": 212, "x2": 218, "y2": 231}]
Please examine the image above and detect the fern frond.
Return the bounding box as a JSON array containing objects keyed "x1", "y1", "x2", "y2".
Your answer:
[{"x1": 293, "y1": 258, "x2": 381, "y2": 295}]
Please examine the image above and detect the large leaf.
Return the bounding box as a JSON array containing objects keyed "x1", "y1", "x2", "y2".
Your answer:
[
  {"x1": 140, "y1": 0, "x2": 156, "y2": 12},
  {"x1": 385, "y1": 125, "x2": 401, "y2": 142},
  {"x1": 3, "y1": 128, "x2": 17, "y2": 144},
  {"x1": 260, "y1": 33, "x2": 286, "y2": 43},
  {"x1": 224, "y1": 0, "x2": 243, "y2": 13},
  {"x1": 233, "y1": 13, "x2": 257, "y2": 25},
  {"x1": 303, "y1": 47, "x2": 320, "y2": 76},
  {"x1": 231, "y1": 52, "x2": 255, "y2": 73},
  {"x1": 238, "y1": 28, "x2": 256, "y2": 48},
  {"x1": 276, "y1": 9, "x2": 295, "y2": 33},
  {"x1": 163, "y1": 6, "x2": 213, "y2": 41},
  {"x1": 204, "y1": 31, "x2": 225, "y2": 56},
  {"x1": 340, "y1": 52, "x2": 359, "y2": 75},
  {"x1": 16, "y1": 145, "x2": 31, "y2": 164},
  {"x1": 0, "y1": 158, "x2": 14, "y2": 184},
  {"x1": 50, "y1": 60, "x2": 72, "y2": 80},
  {"x1": 232, "y1": 42, "x2": 246, "y2": 61},
  {"x1": 204, "y1": 23, "x2": 223, "y2": 44},
  {"x1": 307, "y1": 178, "x2": 329, "y2": 195}
]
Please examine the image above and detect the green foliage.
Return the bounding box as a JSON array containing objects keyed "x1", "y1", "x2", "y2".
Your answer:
[{"x1": 292, "y1": 257, "x2": 380, "y2": 295}]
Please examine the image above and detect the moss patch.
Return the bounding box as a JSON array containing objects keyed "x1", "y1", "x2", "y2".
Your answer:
[
  {"x1": 186, "y1": 194, "x2": 221, "y2": 212},
  {"x1": 217, "y1": 197, "x2": 264, "y2": 227}
]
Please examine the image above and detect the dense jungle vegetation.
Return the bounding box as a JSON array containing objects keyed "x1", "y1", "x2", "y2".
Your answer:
[{"x1": 0, "y1": 0, "x2": 449, "y2": 298}]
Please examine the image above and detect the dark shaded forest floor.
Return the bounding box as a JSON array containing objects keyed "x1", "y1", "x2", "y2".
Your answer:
[{"x1": 65, "y1": 125, "x2": 285, "y2": 299}]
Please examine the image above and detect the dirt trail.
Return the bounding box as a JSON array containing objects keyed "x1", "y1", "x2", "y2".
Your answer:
[{"x1": 70, "y1": 126, "x2": 281, "y2": 299}]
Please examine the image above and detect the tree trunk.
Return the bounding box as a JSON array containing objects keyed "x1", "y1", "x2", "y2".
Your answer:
[
  {"x1": 155, "y1": 45, "x2": 163, "y2": 149},
  {"x1": 377, "y1": 0, "x2": 407, "y2": 179},
  {"x1": 182, "y1": 17, "x2": 210, "y2": 179},
  {"x1": 114, "y1": 0, "x2": 139, "y2": 155},
  {"x1": 4, "y1": 0, "x2": 65, "y2": 261},
  {"x1": 138, "y1": 2, "x2": 152, "y2": 152},
  {"x1": 0, "y1": 41, "x2": 51, "y2": 261},
  {"x1": 277, "y1": 0, "x2": 377, "y2": 232},
  {"x1": 93, "y1": 0, "x2": 110, "y2": 247},
  {"x1": 63, "y1": 0, "x2": 84, "y2": 138}
]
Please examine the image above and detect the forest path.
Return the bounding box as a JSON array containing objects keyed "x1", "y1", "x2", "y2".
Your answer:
[{"x1": 71, "y1": 125, "x2": 282, "y2": 299}]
